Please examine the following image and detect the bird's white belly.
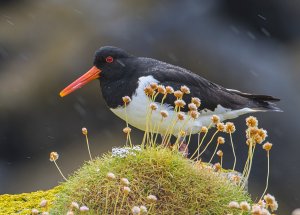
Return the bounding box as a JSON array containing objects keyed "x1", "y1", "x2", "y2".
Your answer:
[{"x1": 110, "y1": 76, "x2": 257, "y2": 136}]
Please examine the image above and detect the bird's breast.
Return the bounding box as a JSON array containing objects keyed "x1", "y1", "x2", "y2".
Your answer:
[{"x1": 110, "y1": 76, "x2": 203, "y2": 135}]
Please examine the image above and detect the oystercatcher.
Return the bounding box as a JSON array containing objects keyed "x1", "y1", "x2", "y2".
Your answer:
[{"x1": 60, "y1": 46, "x2": 281, "y2": 135}]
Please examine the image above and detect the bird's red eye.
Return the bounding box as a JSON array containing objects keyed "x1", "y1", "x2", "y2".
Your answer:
[{"x1": 106, "y1": 56, "x2": 114, "y2": 63}]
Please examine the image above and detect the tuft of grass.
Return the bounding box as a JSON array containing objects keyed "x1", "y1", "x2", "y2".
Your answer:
[{"x1": 51, "y1": 146, "x2": 251, "y2": 214}]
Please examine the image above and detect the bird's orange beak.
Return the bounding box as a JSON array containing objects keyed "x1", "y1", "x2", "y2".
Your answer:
[{"x1": 59, "y1": 66, "x2": 101, "y2": 97}]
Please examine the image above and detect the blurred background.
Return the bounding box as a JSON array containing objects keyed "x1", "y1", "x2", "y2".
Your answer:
[{"x1": 0, "y1": 0, "x2": 299, "y2": 214}]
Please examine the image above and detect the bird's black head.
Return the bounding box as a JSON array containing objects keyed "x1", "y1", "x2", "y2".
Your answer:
[
  {"x1": 93, "y1": 46, "x2": 133, "y2": 80},
  {"x1": 60, "y1": 46, "x2": 133, "y2": 97}
]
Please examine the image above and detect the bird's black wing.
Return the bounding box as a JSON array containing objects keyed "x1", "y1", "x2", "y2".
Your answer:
[{"x1": 145, "y1": 61, "x2": 280, "y2": 113}]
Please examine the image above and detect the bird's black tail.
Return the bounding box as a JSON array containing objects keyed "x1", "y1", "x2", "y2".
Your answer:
[{"x1": 235, "y1": 92, "x2": 282, "y2": 112}]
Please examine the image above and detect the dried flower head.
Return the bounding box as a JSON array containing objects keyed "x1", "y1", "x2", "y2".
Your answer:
[
  {"x1": 132, "y1": 206, "x2": 141, "y2": 215},
  {"x1": 179, "y1": 130, "x2": 186, "y2": 137},
  {"x1": 251, "y1": 205, "x2": 262, "y2": 214},
  {"x1": 216, "y1": 123, "x2": 225, "y2": 132},
  {"x1": 31, "y1": 209, "x2": 39, "y2": 215},
  {"x1": 40, "y1": 199, "x2": 48, "y2": 207},
  {"x1": 240, "y1": 201, "x2": 250, "y2": 211},
  {"x1": 80, "y1": 206, "x2": 89, "y2": 212},
  {"x1": 66, "y1": 211, "x2": 74, "y2": 215},
  {"x1": 263, "y1": 142, "x2": 273, "y2": 151},
  {"x1": 225, "y1": 122, "x2": 236, "y2": 133},
  {"x1": 188, "y1": 103, "x2": 197, "y2": 111},
  {"x1": 230, "y1": 175, "x2": 241, "y2": 183},
  {"x1": 160, "y1": 110, "x2": 169, "y2": 118},
  {"x1": 123, "y1": 127, "x2": 132, "y2": 134},
  {"x1": 228, "y1": 201, "x2": 239, "y2": 209},
  {"x1": 200, "y1": 126, "x2": 208, "y2": 133},
  {"x1": 180, "y1": 85, "x2": 190, "y2": 94},
  {"x1": 246, "y1": 116, "x2": 258, "y2": 127},
  {"x1": 122, "y1": 96, "x2": 131, "y2": 104},
  {"x1": 217, "y1": 136, "x2": 225, "y2": 144},
  {"x1": 191, "y1": 97, "x2": 201, "y2": 107},
  {"x1": 82, "y1": 127, "x2": 88, "y2": 135},
  {"x1": 42, "y1": 212, "x2": 49, "y2": 215},
  {"x1": 150, "y1": 82, "x2": 158, "y2": 90},
  {"x1": 174, "y1": 99, "x2": 186, "y2": 108},
  {"x1": 258, "y1": 129, "x2": 268, "y2": 142},
  {"x1": 107, "y1": 172, "x2": 116, "y2": 180},
  {"x1": 157, "y1": 85, "x2": 166, "y2": 94},
  {"x1": 211, "y1": 115, "x2": 220, "y2": 124},
  {"x1": 140, "y1": 205, "x2": 148, "y2": 214},
  {"x1": 216, "y1": 150, "x2": 223, "y2": 157},
  {"x1": 144, "y1": 86, "x2": 154, "y2": 96},
  {"x1": 149, "y1": 102, "x2": 158, "y2": 111},
  {"x1": 177, "y1": 112, "x2": 185, "y2": 121},
  {"x1": 190, "y1": 110, "x2": 199, "y2": 119},
  {"x1": 49, "y1": 152, "x2": 59, "y2": 162},
  {"x1": 262, "y1": 195, "x2": 278, "y2": 212},
  {"x1": 147, "y1": 194, "x2": 158, "y2": 203},
  {"x1": 213, "y1": 162, "x2": 221, "y2": 172},
  {"x1": 70, "y1": 201, "x2": 79, "y2": 210},
  {"x1": 123, "y1": 186, "x2": 131, "y2": 195},
  {"x1": 121, "y1": 178, "x2": 130, "y2": 186},
  {"x1": 166, "y1": 86, "x2": 174, "y2": 94},
  {"x1": 174, "y1": 90, "x2": 183, "y2": 99},
  {"x1": 264, "y1": 194, "x2": 276, "y2": 205}
]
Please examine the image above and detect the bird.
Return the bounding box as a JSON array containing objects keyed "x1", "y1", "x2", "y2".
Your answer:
[{"x1": 59, "y1": 46, "x2": 281, "y2": 136}]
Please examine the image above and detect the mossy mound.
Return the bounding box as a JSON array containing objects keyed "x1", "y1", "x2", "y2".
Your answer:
[
  {"x1": 51, "y1": 147, "x2": 251, "y2": 214},
  {"x1": 0, "y1": 186, "x2": 62, "y2": 215}
]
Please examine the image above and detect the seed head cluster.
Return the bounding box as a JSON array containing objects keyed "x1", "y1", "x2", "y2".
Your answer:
[
  {"x1": 165, "y1": 86, "x2": 174, "y2": 94},
  {"x1": 174, "y1": 99, "x2": 186, "y2": 108},
  {"x1": 190, "y1": 110, "x2": 199, "y2": 119},
  {"x1": 180, "y1": 85, "x2": 190, "y2": 94},
  {"x1": 122, "y1": 96, "x2": 131, "y2": 105},
  {"x1": 81, "y1": 127, "x2": 88, "y2": 135},
  {"x1": 217, "y1": 136, "x2": 225, "y2": 144},
  {"x1": 149, "y1": 102, "x2": 158, "y2": 111},
  {"x1": 191, "y1": 97, "x2": 201, "y2": 107},
  {"x1": 174, "y1": 90, "x2": 183, "y2": 99},
  {"x1": 200, "y1": 126, "x2": 208, "y2": 133},
  {"x1": 263, "y1": 142, "x2": 273, "y2": 151},
  {"x1": 246, "y1": 116, "x2": 258, "y2": 128},
  {"x1": 216, "y1": 123, "x2": 225, "y2": 132},
  {"x1": 160, "y1": 110, "x2": 169, "y2": 118},
  {"x1": 225, "y1": 122, "x2": 236, "y2": 133},
  {"x1": 217, "y1": 150, "x2": 223, "y2": 157},
  {"x1": 147, "y1": 194, "x2": 158, "y2": 203},
  {"x1": 177, "y1": 112, "x2": 185, "y2": 121},
  {"x1": 107, "y1": 172, "x2": 116, "y2": 180},
  {"x1": 123, "y1": 127, "x2": 132, "y2": 134},
  {"x1": 211, "y1": 115, "x2": 220, "y2": 124},
  {"x1": 188, "y1": 103, "x2": 197, "y2": 111},
  {"x1": 49, "y1": 152, "x2": 59, "y2": 162},
  {"x1": 157, "y1": 85, "x2": 166, "y2": 94}
]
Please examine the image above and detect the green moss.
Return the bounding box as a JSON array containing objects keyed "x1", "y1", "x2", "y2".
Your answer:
[
  {"x1": 51, "y1": 147, "x2": 251, "y2": 214},
  {"x1": 0, "y1": 186, "x2": 62, "y2": 215}
]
